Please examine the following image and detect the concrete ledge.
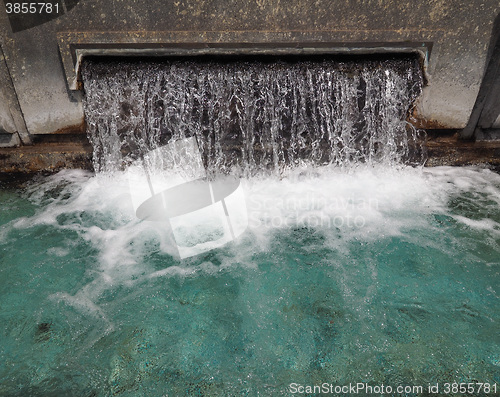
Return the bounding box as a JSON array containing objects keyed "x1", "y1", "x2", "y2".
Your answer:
[
  {"x1": 426, "y1": 132, "x2": 500, "y2": 167},
  {"x1": 57, "y1": 30, "x2": 435, "y2": 90},
  {"x1": 0, "y1": 141, "x2": 92, "y2": 173}
]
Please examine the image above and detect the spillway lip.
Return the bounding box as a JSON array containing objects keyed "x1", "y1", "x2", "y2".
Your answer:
[
  {"x1": 57, "y1": 30, "x2": 434, "y2": 90},
  {"x1": 74, "y1": 48, "x2": 429, "y2": 90}
]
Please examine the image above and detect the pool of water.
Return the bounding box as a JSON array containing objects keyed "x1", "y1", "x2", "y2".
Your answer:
[{"x1": 0, "y1": 165, "x2": 499, "y2": 396}]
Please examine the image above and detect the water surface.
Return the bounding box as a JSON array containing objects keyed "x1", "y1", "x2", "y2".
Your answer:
[{"x1": 0, "y1": 165, "x2": 499, "y2": 396}]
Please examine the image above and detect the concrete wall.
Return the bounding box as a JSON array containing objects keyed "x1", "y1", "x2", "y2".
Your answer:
[
  {"x1": 494, "y1": 115, "x2": 500, "y2": 129},
  {"x1": 1, "y1": 0, "x2": 500, "y2": 147},
  {"x1": 0, "y1": 45, "x2": 22, "y2": 146},
  {"x1": 0, "y1": 67, "x2": 17, "y2": 135}
]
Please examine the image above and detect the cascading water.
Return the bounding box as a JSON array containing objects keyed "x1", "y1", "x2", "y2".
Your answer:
[
  {"x1": 81, "y1": 55, "x2": 424, "y2": 174},
  {"x1": 2, "y1": 55, "x2": 499, "y2": 396}
]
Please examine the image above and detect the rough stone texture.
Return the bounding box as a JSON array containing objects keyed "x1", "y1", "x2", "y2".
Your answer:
[
  {"x1": 0, "y1": 141, "x2": 92, "y2": 173},
  {"x1": 425, "y1": 132, "x2": 500, "y2": 167},
  {"x1": 0, "y1": 0, "x2": 499, "y2": 144}
]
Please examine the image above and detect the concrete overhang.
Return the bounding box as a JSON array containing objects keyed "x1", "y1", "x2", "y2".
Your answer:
[{"x1": 57, "y1": 30, "x2": 436, "y2": 91}]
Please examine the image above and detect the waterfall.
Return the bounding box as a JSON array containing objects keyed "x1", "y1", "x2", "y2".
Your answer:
[{"x1": 81, "y1": 55, "x2": 424, "y2": 174}]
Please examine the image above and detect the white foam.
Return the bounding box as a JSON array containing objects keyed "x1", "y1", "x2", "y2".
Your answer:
[
  {"x1": 46, "y1": 247, "x2": 70, "y2": 257},
  {"x1": 452, "y1": 216, "x2": 500, "y2": 235},
  {"x1": 244, "y1": 165, "x2": 438, "y2": 241},
  {"x1": 9, "y1": 165, "x2": 499, "y2": 309}
]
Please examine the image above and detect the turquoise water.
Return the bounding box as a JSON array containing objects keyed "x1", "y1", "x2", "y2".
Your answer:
[{"x1": 0, "y1": 166, "x2": 499, "y2": 396}]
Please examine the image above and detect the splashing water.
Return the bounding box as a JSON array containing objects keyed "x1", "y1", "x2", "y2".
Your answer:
[
  {"x1": 82, "y1": 55, "x2": 424, "y2": 174},
  {"x1": 2, "y1": 56, "x2": 498, "y2": 395}
]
